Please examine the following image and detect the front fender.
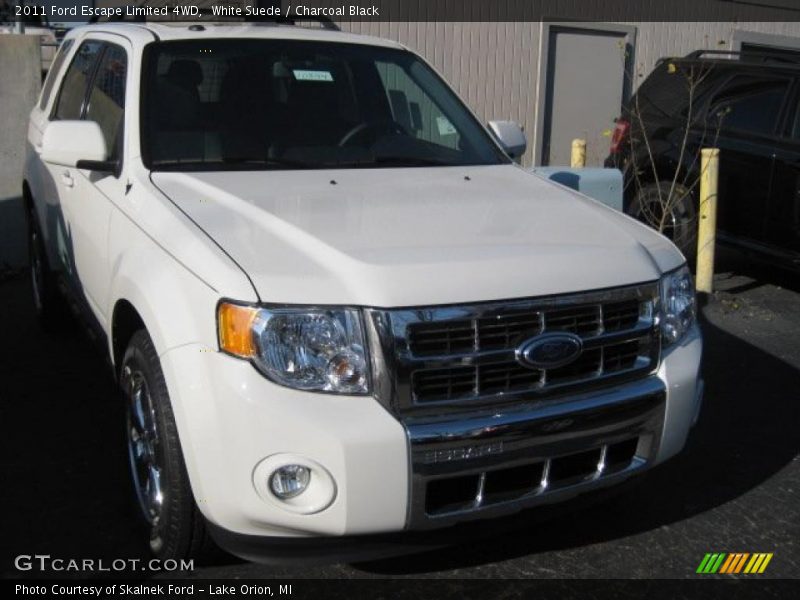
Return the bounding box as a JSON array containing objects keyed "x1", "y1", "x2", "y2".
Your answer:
[
  {"x1": 105, "y1": 207, "x2": 257, "y2": 366},
  {"x1": 107, "y1": 251, "x2": 213, "y2": 365},
  {"x1": 104, "y1": 164, "x2": 259, "y2": 363}
]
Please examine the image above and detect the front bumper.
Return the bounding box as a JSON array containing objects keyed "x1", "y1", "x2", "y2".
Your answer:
[
  {"x1": 204, "y1": 473, "x2": 647, "y2": 565},
  {"x1": 406, "y1": 376, "x2": 664, "y2": 529},
  {"x1": 159, "y1": 323, "x2": 701, "y2": 548}
]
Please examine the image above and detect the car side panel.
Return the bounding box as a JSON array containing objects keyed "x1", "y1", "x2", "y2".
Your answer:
[
  {"x1": 767, "y1": 139, "x2": 800, "y2": 257},
  {"x1": 715, "y1": 135, "x2": 776, "y2": 244},
  {"x1": 24, "y1": 34, "x2": 81, "y2": 269},
  {"x1": 766, "y1": 80, "x2": 800, "y2": 258}
]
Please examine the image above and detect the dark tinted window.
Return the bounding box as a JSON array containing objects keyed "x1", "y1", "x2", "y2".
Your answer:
[
  {"x1": 631, "y1": 61, "x2": 726, "y2": 122},
  {"x1": 712, "y1": 77, "x2": 789, "y2": 135},
  {"x1": 54, "y1": 40, "x2": 102, "y2": 120},
  {"x1": 39, "y1": 39, "x2": 75, "y2": 110},
  {"x1": 85, "y1": 44, "x2": 127, "y2": 159}
]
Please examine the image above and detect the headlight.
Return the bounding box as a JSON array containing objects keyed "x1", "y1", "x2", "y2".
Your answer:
[
  {"x1": 218, "y1": 303, "x2": 369, "y2": 394},
  {"x1": 659, "y1": 265, "x2": 696, "y2": 347}
]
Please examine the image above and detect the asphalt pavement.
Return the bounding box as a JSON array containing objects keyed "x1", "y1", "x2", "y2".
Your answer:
[{"x1": 1, "y1": 249, "x2": 798, "y2": 581}]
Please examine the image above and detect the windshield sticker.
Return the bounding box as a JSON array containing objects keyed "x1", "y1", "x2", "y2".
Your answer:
[
  {"x1": 436, "y1": 116, "x2": 457, "y2": 136},
  {"x1": 292, "y1": 69, "x2": 334, "y2": 82}
]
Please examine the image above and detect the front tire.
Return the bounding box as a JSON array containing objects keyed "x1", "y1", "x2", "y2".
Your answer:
[
  {"x1": 27, "y1": 210, "x2": 65, "y2": 330},
  {"x1": 628, "y1": 181, "x2": 697, "y2": 261},
  {"x1": 121, "y1": 329, "x2": 218, "y2": 561}
]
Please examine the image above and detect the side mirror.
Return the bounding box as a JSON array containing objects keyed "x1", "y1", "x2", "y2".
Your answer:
[
  {"x1": 488, "y1": 120, "x2": 527, "y2": 160},
  {"x1": 41, "y1": 120, "x2": 116, "y2": 173}
]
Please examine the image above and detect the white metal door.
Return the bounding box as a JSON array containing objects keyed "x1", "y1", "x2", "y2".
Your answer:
[{"x1": 540, "y1": 25, "x2": 633, "y2": 167}]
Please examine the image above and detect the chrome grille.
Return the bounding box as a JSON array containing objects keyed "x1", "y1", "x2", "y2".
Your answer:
[
  {"x1": 411, "y1": 338, "x2": 647, "y2": 403},
  {"x1": 366, "y1": 283, "x2": 660, "y2": 416},
  {"x1": 603, "y1": 299, "x2": 641, "y2": 332},
  {"x1": 424, "y1": 437, "x2": 642, "y2": 516},
  {"x1": 408, "y1": 320, "x2": 476, "y2": 356},
  {"x1": 477, "y1": 313, "x2": 542, "y2": 351},
  {"x1": 407, "y1": 298, "x2": 642, "y2": 357}
]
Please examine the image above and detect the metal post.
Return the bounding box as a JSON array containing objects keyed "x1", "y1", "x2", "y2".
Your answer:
[
  {"x1": 696, "y1": 148, "x2": 719, "y2": 294},
  {"x1": 570, "y1": 138, "x2": 586, "y2": 168}
]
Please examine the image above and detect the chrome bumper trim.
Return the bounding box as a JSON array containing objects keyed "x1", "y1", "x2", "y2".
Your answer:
[{"x1": 404, "y1": 376, "x2": 666, "y2": 529}]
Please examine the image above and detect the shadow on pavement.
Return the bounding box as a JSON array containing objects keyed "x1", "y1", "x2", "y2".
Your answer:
[{"x1": 0, "y1": 280, "x2": 146, "y2": 576}]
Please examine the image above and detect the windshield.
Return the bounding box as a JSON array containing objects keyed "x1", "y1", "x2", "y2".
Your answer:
[{"x1": 141, "y1": 39, "x2": 508, "y2": 171}]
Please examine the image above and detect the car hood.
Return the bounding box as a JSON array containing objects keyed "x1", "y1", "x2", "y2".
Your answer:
[{"x1": 151, "y1": 165, "x2": 683, "y2": 307}]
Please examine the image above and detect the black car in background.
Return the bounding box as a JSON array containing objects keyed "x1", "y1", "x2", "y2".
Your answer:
[{"x1": 606, "y1": 50, "x2": 800, "y2": 269}]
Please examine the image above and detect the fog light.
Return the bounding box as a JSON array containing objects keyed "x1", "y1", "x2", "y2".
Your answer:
[
  {"x1": 254, "y1": 455, "x2": 336, "y2": 514},
  {"x1": 269, "y1": 465, "x2": 311, "y2": 499}
]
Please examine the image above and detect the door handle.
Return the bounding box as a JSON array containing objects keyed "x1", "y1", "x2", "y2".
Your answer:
[{"x1": 61, "y1": 170, "x2": 74, "y2": 188}]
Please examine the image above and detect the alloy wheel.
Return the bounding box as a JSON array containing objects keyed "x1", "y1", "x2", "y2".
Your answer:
[{"x1": 123, "y1": 365, "x2": 165, "y2": 544}]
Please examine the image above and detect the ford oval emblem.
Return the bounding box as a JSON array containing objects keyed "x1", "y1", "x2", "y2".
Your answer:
[{"x1": 516, "y1": 333, "x2": 583, "y2": 370}]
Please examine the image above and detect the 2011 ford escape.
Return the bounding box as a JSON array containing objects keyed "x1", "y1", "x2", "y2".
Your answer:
[{"x1": 23, "y1": 19, "x2": 703, "y2": 562}]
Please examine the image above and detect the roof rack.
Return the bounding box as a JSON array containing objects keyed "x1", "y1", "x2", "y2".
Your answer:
[
  {"x1": 243, "y1": 15, "x2": 340, "y2": 31},
  {"x1": 684, "y1": 49, "x2": 800, "y2": 65}
]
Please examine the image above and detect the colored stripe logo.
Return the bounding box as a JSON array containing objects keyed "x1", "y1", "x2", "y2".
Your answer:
[{"x1": 696, "y1": 553, "x2": 773, "y2": 574}]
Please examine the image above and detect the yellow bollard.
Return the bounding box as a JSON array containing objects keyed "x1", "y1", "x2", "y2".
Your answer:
[
  {"x1": 696, "y1": 148, "x2": 719, "y2": 294},
  {"x1": 570, "y1": 139, "x2": 586, "y2": 168}
]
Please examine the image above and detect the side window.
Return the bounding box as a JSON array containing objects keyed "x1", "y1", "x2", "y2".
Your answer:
[
  {"x1": 85, "y1": 44, "x2": 128, "y2": 159},
  {"x1": 53, "y1": 40, "x2": 103, "y2": 120},
  {"x1": 375, "y1": 61, "x2": 461, "y2": 151},
  {"x1": 712, "y1": 77, "x2": 790, "y2": 136},
  {"x1": 39, "y1": 39, "x2": 74, "y2": 111}
]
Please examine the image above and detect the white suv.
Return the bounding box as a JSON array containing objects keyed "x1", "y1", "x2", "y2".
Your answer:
[{"x1": 23, "y1": 20, "x2": 702, "y2": 562}]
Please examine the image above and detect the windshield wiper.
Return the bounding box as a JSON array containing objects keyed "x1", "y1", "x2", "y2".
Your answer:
[
  {"x1": 152, "y1": 155, "x2": 456, "y2": 171},
  {"x1": 373, "y1": 155, "x2": 452, "y2": 167},
  {"x1": 324, "y1": 155, "x2": 453, "y2": 168},
  {"x1": 151, "y1": 157, "x2": 316, "y2": 171},
  {"x1": 223, "y1": 157, "x2": 316, "y2": 169}
]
